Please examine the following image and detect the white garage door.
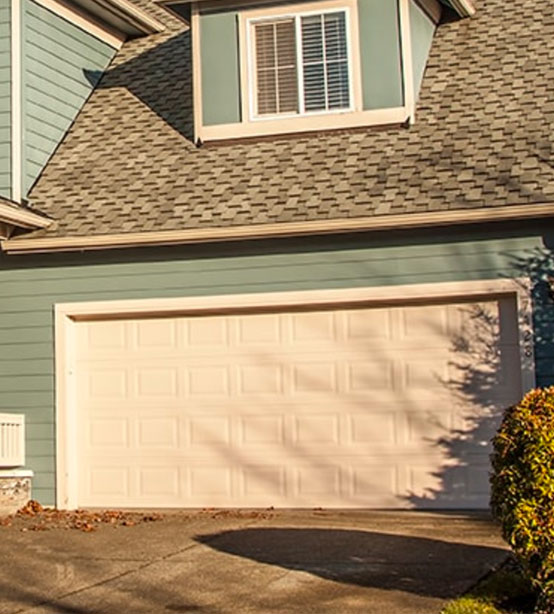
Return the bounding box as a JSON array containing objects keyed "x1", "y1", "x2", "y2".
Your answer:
[{"x1": 74, "y1": 296, "x2": 522, "y2": 508}]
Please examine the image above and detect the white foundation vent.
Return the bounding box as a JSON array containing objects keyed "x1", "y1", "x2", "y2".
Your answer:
[{"x1": 0, "y1": 413, "x2": 25, "y2": 467}]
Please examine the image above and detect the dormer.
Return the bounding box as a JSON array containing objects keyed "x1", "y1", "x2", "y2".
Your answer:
[
  {"x1": 0, "y1": 0, "x2": 163, "y2": 211},
  {"x1": 162, "y1": 0, "x2": 474, "y2": 143}
]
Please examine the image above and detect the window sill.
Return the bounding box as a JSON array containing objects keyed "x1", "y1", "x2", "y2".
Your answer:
[{"x1": 198, "y1": 106, "x2": 409, "y2": 142}]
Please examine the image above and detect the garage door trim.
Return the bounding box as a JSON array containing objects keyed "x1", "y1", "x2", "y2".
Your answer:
[{"x1": 55, "y1": 278, "x2": 535, "y2": 509}]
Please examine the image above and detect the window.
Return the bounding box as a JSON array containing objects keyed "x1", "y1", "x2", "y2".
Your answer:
[
  {"x1": 192, "y1": 0, "x2": 412, "y2": 141},
  {"x1": 250, "y1": 9, "x2": 352, "y2": 119}
]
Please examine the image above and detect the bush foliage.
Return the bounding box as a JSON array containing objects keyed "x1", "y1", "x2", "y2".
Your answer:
[{"x1": 490, "y1": 387, "x2": 554, "y2": 613}]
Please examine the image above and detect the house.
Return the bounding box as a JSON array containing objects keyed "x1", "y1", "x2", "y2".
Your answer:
[{"x1": 0, "y1": 0, "x2": 552, "y2": 511}]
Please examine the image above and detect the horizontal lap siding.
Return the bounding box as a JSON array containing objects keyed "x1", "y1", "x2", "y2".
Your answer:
[
  {"x1": 0, "y1": 1, "x2": 9, "y2": 198},
  {"x1": 0, "y1": 227, "x2": 552, "y2": 504},
  {"x1": 22, "y1": 0, "x2": 116, "y2": 195}
]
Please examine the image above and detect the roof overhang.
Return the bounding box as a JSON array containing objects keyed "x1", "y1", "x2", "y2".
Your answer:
[
  {"x1": 71, "y1": 0, "x2": 165, "y2": 37},
  {"x1": 158, "y1": 0, "x2": 475, "y2": 19},
  {"x1": 2, "y1": 202, "x2": 553, "y2": 254},
  {"x1": 0, "y1": 200, "x2": 53, "y2": 235},
  {"x1": 438, "y1": 0, "x2": 476, "y2": 18}
]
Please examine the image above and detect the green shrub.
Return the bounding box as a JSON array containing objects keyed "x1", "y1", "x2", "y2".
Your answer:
[
  {"x1": 441, "y1": 597, "x2": 500, "y2": 614},
  {"x1": 490, "y1": 387, "x2": 554, "y2": 613}
]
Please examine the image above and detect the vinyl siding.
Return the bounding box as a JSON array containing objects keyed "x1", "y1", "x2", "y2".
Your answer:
[
  {"x1": 358, "y1": 0, "x2": 404, "y2": 110},
  {"x1": 200, "y1": 10, "x2": 241, "y2": 126},
  {"x1": 410, "y1": 0, "x2": 435, "y2": 100},
  {"x1": 0, "y1": 225, "x2": 553, "y2": 504},
  {"x1": 0, "y1": 0, "x2": 9, "y2": 199},
  {"x1": 22, "y1": 0, "x2": 116, "y2": 195}
]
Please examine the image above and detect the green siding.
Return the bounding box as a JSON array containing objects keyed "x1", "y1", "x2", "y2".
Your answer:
[
  {"x1": 22, "y1": 0, "x2": 116, "y2": 195},
  {"x1": 0, "y1": 1, "x2": 9, "y2": 198},
  {"x1": 200, "y1": 11, "x2": 241, "y2": 126},
  {"x1": 358, "y1": 0, "x2": 404, "y2": 110},
  {"x1": 410, "y1": 0, "x2": 435, "y2": 100},
  {"x1": 1, "y1": 226, "x2": 554, "y2": 505}
]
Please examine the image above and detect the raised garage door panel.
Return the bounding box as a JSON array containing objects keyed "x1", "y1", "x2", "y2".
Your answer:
[{"x1": 75, "y1": 297, "x2": 522, "y2": 508}]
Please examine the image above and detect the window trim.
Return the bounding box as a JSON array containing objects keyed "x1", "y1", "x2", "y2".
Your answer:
[
  {"x1": 246, "y1": 7, "x2": 355, "y2": 122},
  {"x1": 240, "y1": 0, "x2": 363, "y2": 127}
]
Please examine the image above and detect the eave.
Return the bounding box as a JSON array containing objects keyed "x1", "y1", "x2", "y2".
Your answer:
[
  {"x1": 439, "y1": 0, "x2": 476, "y2": 17},
  {"x1": 71, "y1": 0, "x2": 165, "y2": 37},
  {"x1": 0, "y1": 200, "x2": 53, "y2": 238},
  {"x1": 157, "y1": 0, "x2": 475, "y2": 19},
  {"x1": 2, "y1": 202, "x2": 553, "y2": 255}
]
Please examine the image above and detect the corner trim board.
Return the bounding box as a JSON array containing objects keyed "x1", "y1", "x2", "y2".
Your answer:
[
  {"x1": 11, "y1": 0, "x2": 22, "y2": 203},
  {"x1": 3, "y1": 202, "x2": 554, "y2": 253},
  {"x1": 399, "y1": 0, "x2": 415, "y2": 122},
  {"x1": 191, "y1": 2, "x2": 203, "y2": 143}
]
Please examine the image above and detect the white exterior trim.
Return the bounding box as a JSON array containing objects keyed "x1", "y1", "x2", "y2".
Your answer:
[
  {"x1": 449, "y1": 0, "x2": 476, "y2": 17},
  {"x1": 199, "y1": 106, "x2": 407, "y2": 140},
  {"x1": 0, "y1": 469, "x2": 33, "y2": 478},
  {"x1": 191, "y1": 2, "x2": 202, "y2": 145},
  {"x1": 245, "y1": 6, "x2": 355, "y2": 121},
  {"x1": 10, "y1": 0, "x2": 22, "y2": 204},
  {"x1": 4, "y1": 202, "x2": 554, "y2": 254},
  {"x1": 32, "y1": 0, "x2": 125, "y2": 49},
  {"x1": 55, "y1": 278, "x2": 535, "y2": 509},
  {"x1": 0, "y1": 201, "x2": 52, "y2": 229},
  {"x1": 399, "y1": 0, "x2": 415, "y2": 123}
]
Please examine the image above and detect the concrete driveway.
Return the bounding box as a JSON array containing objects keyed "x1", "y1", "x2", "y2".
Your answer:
[{"x1": 0, "y1": 509, "x2": 508, "y2": 614}]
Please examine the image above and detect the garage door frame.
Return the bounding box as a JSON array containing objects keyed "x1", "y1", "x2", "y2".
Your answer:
[{"x1": 54, "y1": 278, "x2": 535, "y2": 509}]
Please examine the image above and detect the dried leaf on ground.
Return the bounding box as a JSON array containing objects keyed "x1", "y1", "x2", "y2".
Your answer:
[{"x1": 0, "y1": 500, "x2": 165, "y2": 532}]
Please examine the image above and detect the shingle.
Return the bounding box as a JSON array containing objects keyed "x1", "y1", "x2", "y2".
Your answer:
[{"x1": 13, "y1": 0, "x2": 554, "y2": 242}]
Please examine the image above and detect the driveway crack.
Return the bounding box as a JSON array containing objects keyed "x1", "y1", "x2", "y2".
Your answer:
[
  {"x1": 14, "y1": 518, "x2": 265, "y2": 614},
  {"x1": 14, "y1": 541, "x2": 203, "y2": 614}
]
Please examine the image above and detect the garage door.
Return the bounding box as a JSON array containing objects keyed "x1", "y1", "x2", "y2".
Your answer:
[{"x1": 74, "y1": 296, "x2": 522, "y2": 508}]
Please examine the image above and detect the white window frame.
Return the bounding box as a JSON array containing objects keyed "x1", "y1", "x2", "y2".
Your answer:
[{"x1": 246, "y1": 7, "x2": 355, "y2": 122}]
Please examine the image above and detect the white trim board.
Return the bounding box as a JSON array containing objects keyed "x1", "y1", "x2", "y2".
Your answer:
[
  {"x1": 54, "y1": 278, "x2": 535, "y2": 509},
  {"x1": 399, "y1": 0, "x2": 415, "y2": 123},
  {"x1": 4, "y1": 202, "x2": 554, "y2": 254},
  {"x1": 31, "y1": 0, "x2": 126, "y2": 48},
  {"x1": 10, "y1": 0, "x2": 22, "y2": 204}
]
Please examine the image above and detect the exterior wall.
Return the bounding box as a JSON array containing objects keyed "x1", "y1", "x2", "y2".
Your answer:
[
  {"x1": 358, "y1": 0, "x2": 403, "y2": 110},
  {"x1": 22, "y1": 0, "x2": 116, "y2": 194},
  {"x1": 409, "y1": 0, "x2": 435, "y2": 100},
  {"x1": 200, "y1": 10, "x2": 241, "y2": 126},
  {"x1": 0, "y1": 0, "x2": 10, "y2": 199},
  {"x1": 0, "y1": 224, "x2": 553, "y2": 505}
]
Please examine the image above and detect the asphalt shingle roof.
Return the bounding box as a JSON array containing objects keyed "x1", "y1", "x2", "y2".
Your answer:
[{"x1": 16, "y1": 0, "x2": 554, "y2": 240}]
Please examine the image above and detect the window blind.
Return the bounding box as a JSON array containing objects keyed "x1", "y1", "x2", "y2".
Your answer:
[
  {"x1": 301, "y1": 12, "x2": 349, "y2": 111},
  {"x1": 254, "y1": 19, "x2": 298, "y2": 115},
  {"x1": 253, "y1": 10, "x2": 350, "y2": 117}
]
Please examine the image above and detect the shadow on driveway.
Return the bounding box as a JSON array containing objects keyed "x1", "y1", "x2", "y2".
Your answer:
[{"x1": 195, "y1": 527, "x2": 506, "y2": 599}]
